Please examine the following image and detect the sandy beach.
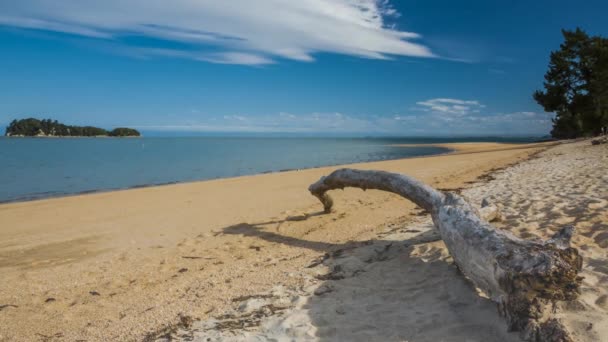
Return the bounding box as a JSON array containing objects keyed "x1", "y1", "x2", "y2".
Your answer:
[{"x1": 2, "y1": 141, "x2": 606, "y2": 341}]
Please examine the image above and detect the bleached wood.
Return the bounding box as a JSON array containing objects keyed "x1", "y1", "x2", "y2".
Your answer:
[{"x1": 309, "y1": 168, "x2": 582, "y2": 342}]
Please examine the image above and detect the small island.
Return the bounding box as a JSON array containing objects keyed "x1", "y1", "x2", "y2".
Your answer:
[{"x1": 5, "y1": 118, "x2": 141, "y2": 137}]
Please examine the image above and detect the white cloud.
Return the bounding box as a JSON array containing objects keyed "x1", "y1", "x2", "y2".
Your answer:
[
  {"x1": 198, "y1": 52, "x2": 275, "y2": 66},
  {"x1": 0, "y1": 0, "x2": 434, "y2": 65},
  {"x1": 223, "y1": 115, "x2": 247, "y2": 122},
  {"x1": 393, "y1": 115, "x2": 417, "y2": 121},
  {"x1": 489, "y1": 68, "x2": 506, "y2": 75},
  {"x1": 136, "y1": 112, "x2": 387, "y2": 133},
  {"x1": 413, "y1": 98, "x2": 552, "y2": 134},
  {"x1": 132, "y1": 108, "x2": 553, "y2": 136},
  {"x1": 396, "y1": 98, "x2": 553, "y2": 135},
  {"x1": 416, "y1": 98, "x2": 485, "y2": 116}
]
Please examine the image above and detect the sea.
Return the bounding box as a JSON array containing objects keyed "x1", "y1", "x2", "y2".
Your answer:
[{"x1": 0, "y1": 136, "x2": 539, "y2": 203}]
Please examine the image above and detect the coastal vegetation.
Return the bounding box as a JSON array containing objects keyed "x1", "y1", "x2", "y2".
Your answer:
[
  {"x1": 108, "y1": 127, "x2": 141, "y2": 137},
  {"x1": 5, "y1": 118, "x2": 140, "y2": 137},
  {"x1": 534, "y1": 28, "x2": 608, "y2": 138}
]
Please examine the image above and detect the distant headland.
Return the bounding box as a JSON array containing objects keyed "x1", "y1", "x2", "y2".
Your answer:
[{"x1": 5, "y1": 118, "x2": 140, "y2": 137}]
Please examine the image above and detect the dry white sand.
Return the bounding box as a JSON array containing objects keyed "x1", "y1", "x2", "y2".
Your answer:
[{"x1": 161, "y1": 140, "x2": 608, "y2": 342}]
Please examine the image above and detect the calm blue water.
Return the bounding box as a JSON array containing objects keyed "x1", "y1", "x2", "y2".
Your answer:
[{"x1": 0, "y1": 136, "x2": 536, "y2": 203}]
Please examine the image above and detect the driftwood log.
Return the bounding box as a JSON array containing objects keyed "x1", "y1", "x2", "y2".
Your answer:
[{"x1": 309, "y1": 169, "x2": 582, "y2": 342}]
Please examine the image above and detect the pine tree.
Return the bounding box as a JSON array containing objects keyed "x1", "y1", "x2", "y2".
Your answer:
[{"x1": 534, "y1": 28, "x2": 608, "y2": 138}]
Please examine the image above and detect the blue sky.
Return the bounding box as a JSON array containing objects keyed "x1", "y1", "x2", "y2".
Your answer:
[{"x1": 1, "y1": 0, "x2": 607, "y2": 136}]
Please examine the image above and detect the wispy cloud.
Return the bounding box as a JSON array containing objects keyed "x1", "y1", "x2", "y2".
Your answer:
[
  {"x1": 133, "y1": 105, "x2": 553, "y2": 136},
  {"x1": 415, "y1": 98, "x2": 485, "y2": 116},
  {"x1": 405, "y1": 98, "x2": 552, "y2": 134},
  {"x1": 0, "y1": 0, "x2": 434, "y2": 65},
  {"x1": 488, "y1": 68, "x2": 506, "y2": 75},
  {"x1": 140, "y1": 112, "x2": 384, "y2": 133}
]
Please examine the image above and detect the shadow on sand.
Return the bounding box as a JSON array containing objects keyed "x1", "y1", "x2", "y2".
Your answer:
[{"x1": 214, "y1": 216, "x2": 521, "y2": 342}]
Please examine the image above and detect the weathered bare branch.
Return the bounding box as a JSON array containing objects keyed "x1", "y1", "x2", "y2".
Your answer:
[
  {"x1": 309, "y1": 169, "x2": 444, "y2": 213},
  {"x1": 309, "y1": 168, "x2": 582, "y2": 342}
]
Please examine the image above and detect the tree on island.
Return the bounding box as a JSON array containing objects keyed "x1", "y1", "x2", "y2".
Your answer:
[
  {"x1": 534, "y1": 28, "x2": 608, "y2": 138},
  {"x1": 109, "y1": 127, "x2": 141, "y2": 137},
  {"x1": 5, "y1": 118, "x2": 140, "y2": 137}
]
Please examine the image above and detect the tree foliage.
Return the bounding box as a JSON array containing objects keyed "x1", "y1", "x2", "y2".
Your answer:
[
  {"x1": 534, "y1": 28, "x2": 608, "y2": 138},
  {"x1": 5, "y1": 118, "x2": 140, "y2": 137},
  {"x1": 109, "y1": 127, "x2": 141, "y2": 137}
]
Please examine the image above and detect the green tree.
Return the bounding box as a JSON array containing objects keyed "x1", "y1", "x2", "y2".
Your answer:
[
  {"x1": 534, "y1": 28, "x2": 608, "y2": 138},
  {"x1": 109, "y1": 127, "x2": 141, "y2": 137},
  {"x1": 5, "y1": 118, "x2": 138, "y2": 137}
]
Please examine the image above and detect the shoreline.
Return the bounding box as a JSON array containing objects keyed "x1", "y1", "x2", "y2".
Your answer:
[
  {"x1": 391, "y1": 141, "x2": 558, "y2": 154},
  {"x1": 0, "y1": 141, "x2": 554, "y2": 205},
  {"x1": 162, "y1": 139, "x2": 607, "y2": 342},
  {"x1": 0, "y1": 141, "x2": 562, "y2": 341}
]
